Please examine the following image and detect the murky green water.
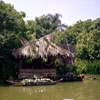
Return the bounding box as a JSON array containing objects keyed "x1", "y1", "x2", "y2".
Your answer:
[{"x1": 0, "y1": 75, "x2": 100, "y2": 100}]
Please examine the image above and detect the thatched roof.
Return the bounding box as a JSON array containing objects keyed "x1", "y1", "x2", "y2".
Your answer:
[{"x1": 12, "y1": 32, "x2": 75, "y2": 59}]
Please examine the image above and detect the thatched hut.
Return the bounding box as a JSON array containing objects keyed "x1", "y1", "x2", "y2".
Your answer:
[{"x1": 12, "y1": 32, "x2": 75, "y2": 79}]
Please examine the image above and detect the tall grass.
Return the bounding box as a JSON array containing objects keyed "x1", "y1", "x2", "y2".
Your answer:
[{"x1": 76, "y1": 60, "x2": 100, "y2": 74}]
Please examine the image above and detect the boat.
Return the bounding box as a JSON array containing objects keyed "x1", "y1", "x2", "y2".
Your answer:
[
  {"x1": 6, "y1": 77, "x2": 62, "y2": 86},
  {"x1": 57, "y1": 73, "x2": 85, "y2": 82}
]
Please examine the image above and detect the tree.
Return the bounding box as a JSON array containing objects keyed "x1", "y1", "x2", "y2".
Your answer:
[
  {"x1": 87, "y1": 30, "x2": 100, "y2": 60},
  {"x1": 0, "y1": 1, "x2": 27, "y2": 81},
  {"x1": 54, "y1": 18, "x2": 100, "y2": 60},
  {"x1": 26, "y1": 13, "x2": 67, "y2": 39}
]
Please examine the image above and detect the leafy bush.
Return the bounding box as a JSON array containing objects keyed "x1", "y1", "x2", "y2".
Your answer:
[
  {"x1": 0, "y1": 57, "x2": 19, "y2": 84},
  {"x1": 25, "y1": 57, "x2": 32, "y2": 64},
  {"x1": 76, "y1": 60, "x2": 100, "y2": 74},
  {"x1": 55, "y1": 58, "x2": 71, "y2": 75},
  {"x1": 86, "y1": 60, "x2": 100, "y2": 74}
]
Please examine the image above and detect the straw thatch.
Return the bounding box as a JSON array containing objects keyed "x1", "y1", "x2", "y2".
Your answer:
[{"x1": 12, "y1": 32, "x2": 74, "y2": 59}]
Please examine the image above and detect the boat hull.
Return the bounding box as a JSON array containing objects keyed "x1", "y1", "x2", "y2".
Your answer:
[{"x1": 6, "y1": 80, "x2": 57, "y2": 86}]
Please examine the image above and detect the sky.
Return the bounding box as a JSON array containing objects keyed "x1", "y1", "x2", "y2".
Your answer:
[{"x1": 3, "y1": 0, "x2": 100, "y2": 26}]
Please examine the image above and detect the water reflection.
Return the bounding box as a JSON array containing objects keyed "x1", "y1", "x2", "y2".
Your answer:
[
  {"x1": 21, "y1": 85, "x2": 63, "y2": 100},
  {"x1": 22, "y1": 86, "x2": 47, "y2": 95}
]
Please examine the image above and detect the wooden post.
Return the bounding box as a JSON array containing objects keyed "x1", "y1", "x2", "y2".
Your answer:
[{"x1": 18, "y1": 59, "x2": 23, "y2": 78}]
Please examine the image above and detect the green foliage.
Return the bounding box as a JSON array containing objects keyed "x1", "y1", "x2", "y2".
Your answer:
[
  {"x1": 0, "y1": 1, "x2": 26, "y2": 34},
  {"x1": 54, "y1": 31, "x2": 68, "y2": 44},
  {"x1": 0, "y1": 1, "x2": 27, "y2": 82},
  {"x1": 55, "y1": 18, "x2": 100, "y2": 60},
  {"x1": 25, "y1": 14, "x2": 67, "y2": 39},
  {"x1": 54, "y1": 58, "x2": 83, "y2": 76},
  {"x1": 75, "y1": 60, "x2": 87, "y2": 74},
  {"x1": 76, "y1": 29, "x2": 100, "y2": 60},
  {"x1": 25, "y1": 20, "x2": 36, "y2": 40},
  {"x1": 55, "y1": 18, "x2": 100, "y2": 74},
  {"x1": 55, "y1": 58, "x2": 73, "y2": 75},
  {"x1": 43, "y1": 58, "x2": 48, "y2": 62},
  {"x1": 76, "y1": 60, "x2": 100, "y2": 74},
  {"x1": 0, "y1": 56, "x2": 19, "y2": 82},
  {"x1": 0, "y1": 32, "x2": 20, "y2": 82},
  {"x1": 85, "y1": 60, "x2": 100, "y2": 74},
  {"x1": 55, "y1": 58, "x2": 64, "y2": 67},
  {"x1": 25, "y1": 58, "x2": 32, "y2": 64},
  {"x1": 55, "y1": 58, "x2": 66, "y2": 75}
]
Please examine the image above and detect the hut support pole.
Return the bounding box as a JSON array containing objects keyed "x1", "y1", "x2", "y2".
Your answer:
[{"x1": 19, "y1": 59, "x2": 23, "y2": 73}]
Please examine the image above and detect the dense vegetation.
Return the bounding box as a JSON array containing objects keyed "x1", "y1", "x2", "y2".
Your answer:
[
  {"x1": 54, "y1": 18, "x2": 100, "y2": 74},
  {"x1": 54, "y1": 19, "x2": 100, "y2": 74},
  {"x1": 0, "y1": 1, "x2": 27, "y2": 82},
  {"x1": 55, "y1": 19, "x2": 100, "y2": 60},
  {"x1": 0, "y1": 1, "x2": 100, "y2": 83}
]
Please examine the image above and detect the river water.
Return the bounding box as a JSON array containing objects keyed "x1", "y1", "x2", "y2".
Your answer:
[{"x1": 0, "y1": 75, "x2": 100, "y2": 100}]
